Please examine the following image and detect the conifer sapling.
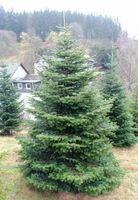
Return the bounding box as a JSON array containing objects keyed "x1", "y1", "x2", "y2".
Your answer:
[
  {"x1": 0, "y1": 66, "x2": 22, "y2": 135},
  {"x1": 20, "y1": 28, "x2": 123, "y2": 195},
  {"x1": 103, "y1": 66, "x2": 137, "y2": 147}
]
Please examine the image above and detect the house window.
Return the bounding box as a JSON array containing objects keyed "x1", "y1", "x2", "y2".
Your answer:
[
  {"x1": 18, "y1": 83, "x2": 22, "y2": 89},
  {"x1": 26, "y1": 83, "x2": 31, "y2": 89}
]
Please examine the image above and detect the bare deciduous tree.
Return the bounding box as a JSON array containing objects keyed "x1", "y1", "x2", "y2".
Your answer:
[{"x1": 117, "y1": 34, "x2": 138, "y2": 91}]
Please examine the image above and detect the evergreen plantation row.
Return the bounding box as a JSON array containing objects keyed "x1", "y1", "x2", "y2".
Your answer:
[
  {"x1": 0, "y1": 6, "x2": 121, "y2": 41},
  {"x1": 0, "y1": 28, "x2": 137, "y2": 196}
]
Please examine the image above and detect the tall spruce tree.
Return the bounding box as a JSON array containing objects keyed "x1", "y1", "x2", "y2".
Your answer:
[
  {"x1": 20, "y1": 28, "x2": 123, "y2": 195},
  {"x1": 131, "y1": 84, "x2": 138, "y2": 136},
  {"x1": 0, "y1": 66, "x2": 22, "y2": 135},
  {"x1": 103, "y1": 66, "x2": 137, "y2": 147}
]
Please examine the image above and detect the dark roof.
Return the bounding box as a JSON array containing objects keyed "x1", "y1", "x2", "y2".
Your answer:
[
  {"x1": 24, "y1": 74, "x2": 39, "y2": 81},
  {"x1": 20, "y1": 63, "x2": 29, "y2": 74}
]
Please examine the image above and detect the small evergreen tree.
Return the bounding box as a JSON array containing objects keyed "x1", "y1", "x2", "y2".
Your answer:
[
  {"x1": 131, "y1": 84, "x2": 138, "y2": 136},
  {"x1": 103, "y1": 66, "x2": 137, "y2": 147},
  {"x1": 20, "y1": 28, "x2": 123, "y2": 195},
  {"x1": 96, "y1": 48, "x2": 116, "y2": 69},
  {"x1": 0, "y1": 66, "x2": 22, "y2": 135}
]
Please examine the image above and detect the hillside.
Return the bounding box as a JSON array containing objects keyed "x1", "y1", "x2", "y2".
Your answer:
[
  {"x1": 0, "y1": 6, "x2": 137, "y2": 90},
  {"x1": 0, "y1": 7, "x2": 121, "y2": 41}
]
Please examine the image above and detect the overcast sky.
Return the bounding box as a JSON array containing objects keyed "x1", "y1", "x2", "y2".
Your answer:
[{"x1": 0, "y1": 0, "x2": 138, "y2": 38}]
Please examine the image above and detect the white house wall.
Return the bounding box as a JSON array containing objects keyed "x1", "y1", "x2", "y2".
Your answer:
[{"x1": 11, "y1": 66, "x2": 27, "y2": 80}]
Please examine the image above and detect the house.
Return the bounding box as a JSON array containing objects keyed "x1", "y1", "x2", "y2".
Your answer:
[
  {"x1": 3, "y1": 63, "x2": 41, "y2": 119},
  {"x1": 6, "y1": 63, "x2": 40, "y2": 91}
]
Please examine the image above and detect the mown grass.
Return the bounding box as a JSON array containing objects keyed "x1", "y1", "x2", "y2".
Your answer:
[{"x1": 0, "y1": 131, "x2": 138, "y2": 200}]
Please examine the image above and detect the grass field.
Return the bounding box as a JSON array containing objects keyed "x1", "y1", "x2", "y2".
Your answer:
[{"x1": 0, "y1": 130, "x2": 138, "y2": 200}]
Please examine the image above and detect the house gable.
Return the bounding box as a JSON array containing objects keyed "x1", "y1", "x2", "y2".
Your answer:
[{"x1": 11, "y1": 64, "x2": 29, "y2": 80}]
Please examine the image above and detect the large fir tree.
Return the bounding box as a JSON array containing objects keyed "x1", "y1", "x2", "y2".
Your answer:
[
  {"x1": 0, "y1": 66, "x2": 22, "y2": 135},
  {"x1": 131, "y1": 84, "x2": 138, "y2": 136},
  {"x1": 103, "y1": 66, "x2": 137, "y2": 147},
  {"x1": 20, "y1": 28, "x2": 123, "y2": 195}
]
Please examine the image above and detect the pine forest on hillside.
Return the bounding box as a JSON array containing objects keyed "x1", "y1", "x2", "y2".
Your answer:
[{"x1": 0, "y1": 6, "x2": 121, "y2": 41}]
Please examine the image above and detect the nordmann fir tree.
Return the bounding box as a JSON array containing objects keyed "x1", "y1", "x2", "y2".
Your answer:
[
  {"x1": 0, "y1": 65, "x2": 22, "y2": 135},
  {"x1": 20, "y1": 28, "x2": 123, "y2": 195},
  {"x1": 103, "y1": 65, "x2": 137, "y2": 147}
]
